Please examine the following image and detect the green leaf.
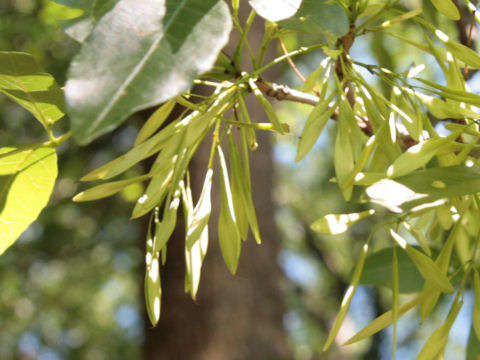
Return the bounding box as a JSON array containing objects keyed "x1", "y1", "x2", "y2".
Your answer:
[
  {"x1": 0, "y1": 147, "x2": 58, "y2": 255},
  {"x1": 323, "y1": 243, "x2": 369, "y2": 351},
  {"x1": 278, "y1": 0, "x2": 349, "y2": 37},
  {"x1": 390, "y1": 230, "x2": 453, "y2": 293},
  {"x1": 344, "y1": 291, "x2": 433, "y2": 345},
  {"x1": 474, "y1": 270, "x2": 480, "y2": 341},
  {"x1": 435, "y1": 29, "x2": 480, "y2": 69},
  {"x1": 66, "y1": 0, "x2": 232, "y2": 145},
  {"x1": 467, "y1": 323, "x2": 480, "y2": 360},
  {"x1": 367, "y1": 166, "x2": 480, "y2": 213},
  {"x1": 145, "y1": 229, "x2": 161, "y2": 325},
  {"x1": 153, "y1": 188, "x2": 181, "y2": 253},
  {"x1": 183, "y1": 170, "x2": 212, "y2": 299},
  {"x1": 52, "y1": 0, "x2": 119, "y2": 43},
  {"x1": 311, "y1": 210, "x2": 375, "y2": 235},
  {"x1": 387, "y1": 131, "x2": 461, "y2": 178},
  {"x1": 359, "y1": 246, "x2": 424, "y2": 293},
  {"x1": 73, "y1": 174, "x2": 149, "y2": 202},
  {"x1": 416, "y1": 297, "x2": 462, "y2": 360},
  {"x1": 218, "y1": 146, "x2": 242, "y2": 274},
  {"x1": 296, "y1": 95, "x2": 336, "y2": 161},
  {"x1": 248, "y1": 0, "x2": 302, "y2": 22},
  {"x1": 0, "y1": 52, "x2": 65, "y2": 127},
  {"x1": 431, "y1": 0, "x2": 460, "y2": 20},
  {"x1": 135, "y1": 100, "x2": 176, "y2": 146}
]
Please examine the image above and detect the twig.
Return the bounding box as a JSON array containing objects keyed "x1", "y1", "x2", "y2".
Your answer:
[{"x1": 278, "y1": 38, "x2": 306, "y2": 82}]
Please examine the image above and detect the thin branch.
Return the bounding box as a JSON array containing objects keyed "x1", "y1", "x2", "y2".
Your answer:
[
  {"x1": 278, "y1": 38, "x2": 306, "y2": 82},
  {"x1": 254, "y1": 78, "x2": 319, "y2": 106}
]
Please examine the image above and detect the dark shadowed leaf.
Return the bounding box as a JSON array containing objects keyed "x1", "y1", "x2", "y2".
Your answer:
[
  {"x1": 66, "y1": 0, "x2": 231, "y2": 145},
  {"x1": 359, "y1": 246, "x2": 425, "y2": 293},
  {"x1": 278, "y1": 0, "x2": 349, "y2": 37},
  {"x1": 52, "y1": 0, "x2": 119, "y2": 42},
  {"x1": 467, "y1": 323, "x2": 480, "y2": 360}
]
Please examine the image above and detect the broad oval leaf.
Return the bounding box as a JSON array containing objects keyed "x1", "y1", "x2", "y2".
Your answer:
[
  {"x1": 52, "y1": 0, "x2": 119, "y2": 43},
  {"x1": 66, "y1": 0, "x2": 232, "y2": 144},
  {"x1": 0, "y1": 147, "x2": 58, "y2": 255},
  {"x1": 0, "y1": 52, "x2": 65, "y2": 127},
  {"x1": 248, "y1": 0, "x2": 302, "y2": 22}
]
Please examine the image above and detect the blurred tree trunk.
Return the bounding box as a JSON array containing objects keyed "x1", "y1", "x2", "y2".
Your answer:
[{"x1": 143, "y1": 8, "x2": 292, "y2": 360}]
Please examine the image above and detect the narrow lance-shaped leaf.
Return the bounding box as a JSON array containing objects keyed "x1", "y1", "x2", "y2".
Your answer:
[
  {"x1": 344, "y1": 291, "x2": 434, "y2": 345},
  {"x1": 392, "y1": 247, "x2": 399, "y2": 360},
  {"x1": 0, "y1": 147, "x2": 58, "y2": 255},
  {"x1": 135, "y1": 100, "x2": 176, "y2": 146},
  {"x1": 73, "y1": 174, "x2": 149, "y2": 202},
  {"x1": 153, "y1": 187, "x2": 181, "y2": 254},
  {"x1": 217, "y1": 146, "x2": 242, "y2": 274},
  {"x1": 323, "y1": 243, "x2": 369, "y2": 351},
  {"x1": 310, "y1": 210, "x2": 375, "y2": 235},
  {"x1": 473, "y1": 270, "x2": 480, "y2": 341},
  {"x1": 66, "y1": 0, "x2": 232, "y2": 144},
  {"x1": 416, "y1": 297, "x2": 463, "y2": 360},
  {"x1": 183, "y1": 170, "x2": 212, "y2": 299},
  {"x1": 430, "y1": 0, "x2": 460, "y2": 20},
  {"x1": 145, "y1": 224, "x2": 161, "y2": 325},
  {"x1": 390, "y1": 229, "x2": 453, "y2": 293},
  {"x1": 0, "y1": 52, "x2": 65, "y2": 128}
]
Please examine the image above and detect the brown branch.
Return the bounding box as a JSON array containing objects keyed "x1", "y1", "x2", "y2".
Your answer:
[{"x1": 278, "y1": 38, "x2": 307, "y2": 83}]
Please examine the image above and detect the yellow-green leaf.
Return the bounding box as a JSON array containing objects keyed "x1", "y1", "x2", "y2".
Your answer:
[
  {"x1": 431, "y1": 0, "x2": 460, "y2": 20},
  {"x1": 323, "y1": 243, "x2": 369, "y2": 350},
  {"x1": 0, "y1": 147, "x2": 58, "y2": 255},
  {"x1": 218, "y1": 146, "x2": 241, "y2": 274},
  {"x1": 145, "y1": 231, "x2": 161, "y2": 325},
  {"x1": 311, "y1": 210, "x2": 375, "y2": 235},
  {"x1": 73, "y1": 174, "x2": 149, "y2": 202},
  {"x1": 390, "y1": 230, "x2": 453, "y2": 293},
  {"x1": 474, "y1": 270, "x2": 480, "y2": 341},
  {"x1": 135, "y1": 100, "x2": 176, "y2": 146},
  {"x1": 0, "y1": 52, "x2": 65, "y2": 127}
]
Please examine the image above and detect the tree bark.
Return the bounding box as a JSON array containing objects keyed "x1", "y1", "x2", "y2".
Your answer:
[{"x1": 144, "y1": 8, "x2": 291, "y2": 360}]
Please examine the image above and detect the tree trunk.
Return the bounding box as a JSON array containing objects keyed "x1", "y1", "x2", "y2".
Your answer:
[{"x1": 144, "y1": 9, "x2": 291, "y2": 360}]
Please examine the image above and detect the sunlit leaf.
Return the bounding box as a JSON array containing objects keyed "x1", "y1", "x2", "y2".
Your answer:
[
  {"x1": 218, "y1": 146, "x2": 241, "y2": 274},
  {"x1": 184, "y1": 170, "x2": 212, "y2": 299},
  {"x1": 390, "y1": 230, "x2": 453, "y2": 293},
  {"x1": 248, "y1": 0, "x2": 301, "y2": 22},
  {"x1": 66, "y1": 0, "x2": 232, "y2": 144},
  {"x1": 416, "y1": 297, "x2": 462, "y2": 360},
  {"x1": 135, "y1": 100, "x2": 176, "y2": 146},
  {"x1": 311, "y1": 210, "x2": 375, "y2": 235},
  {"x1": 0, "y1": 52, "x2": 65, "y2": 127},
  {"x1": 431, "y1": 0, "x2": 460, "y2": 20},
  {"x1": 73, "y1": 174, "x2": 149, "y2": 202},
  {"x1": 0, "y1": 147, "x2": 57, "y2": 255},
  {"x1": 367, "y1": 166, "x2": 480, "y2": 213},
  {"x1": 323, "y1": 243, "x2": 369, "y2": 351},
  {"x1": 344, "y1": 291, "x2": 432, "y2": 345},
  {"x1": 467, "y1": 323, "x2": 480, "y2": 360},
  {"x1": 145, "y1": 229, "x2": 161, "y2": 325},
  {"x1": 474, "y1": 270, "x2": 480, "y2": 341}
]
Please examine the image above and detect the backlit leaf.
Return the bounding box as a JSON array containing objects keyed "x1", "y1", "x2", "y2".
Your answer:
[
  {"x1": 145, "y1": 229, "x2": 161, "y2": 325},
  {"x1": 66, "y1": 0, "x2": 232, "y2": 144},
  {"x1": 311, "y1": 210, "x2": 375, "y2": 235},
  {"x1": 0, "y1": 147, "x2": 57, "y2": 255},
  {"x1": 0, "y1": 52, "x2": 65, "y2": 127},
  {"x1": 431, "y1": 0, "x2": 460, "y2": 20},
  {"x1": 248, "y1": 0, "x2": 301, "y2": 22}
]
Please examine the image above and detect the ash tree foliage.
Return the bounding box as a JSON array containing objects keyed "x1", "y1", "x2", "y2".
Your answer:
[{"x1": 2, "y1": 0, "x2": 480, "y2": 357}]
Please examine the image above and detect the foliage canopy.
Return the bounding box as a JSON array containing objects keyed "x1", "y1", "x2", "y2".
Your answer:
[{"x1": 2, "y1": 0, "x2": 480, "y2": 357}]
